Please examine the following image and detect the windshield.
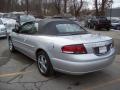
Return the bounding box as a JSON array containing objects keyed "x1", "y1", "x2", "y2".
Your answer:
[{"x1": 20, "y1": 15, "x2": 35, "y2": 23}]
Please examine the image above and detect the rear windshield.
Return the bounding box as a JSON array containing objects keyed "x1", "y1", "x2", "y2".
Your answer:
[{"x1": 56, "y1": 24, "x2": 83, "y2": 33}]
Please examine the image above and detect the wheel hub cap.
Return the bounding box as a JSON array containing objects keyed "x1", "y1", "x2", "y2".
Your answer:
[{"x1": 38, "y1": 55, "x2": 47, "y2": 73}]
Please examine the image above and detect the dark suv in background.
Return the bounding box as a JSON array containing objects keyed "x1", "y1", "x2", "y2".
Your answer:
[{"x1": 84, "y1": 16, "x2": 111, "y2": 30}]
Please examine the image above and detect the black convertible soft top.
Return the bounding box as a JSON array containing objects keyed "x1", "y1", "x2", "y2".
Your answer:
[
  {"x1": 37, "y1": 19, "x2": 83, "y2": 35},
  {"x1": 38, "y1": 19, "x2": 76, "y2": 28}
]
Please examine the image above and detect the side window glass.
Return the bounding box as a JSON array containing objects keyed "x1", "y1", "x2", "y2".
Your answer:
[{"x1": 19, "y1": 23, "x2": 37, "y2": 34}]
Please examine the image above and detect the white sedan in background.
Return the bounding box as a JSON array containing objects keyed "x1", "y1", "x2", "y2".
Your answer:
[
  {"x1": 1, "y1": 18, "x2": 16, "y2": 34},
  {"x1": 111, "y1": 19, "x2": 120, "y2": 30},
  {"x1": 0, "y1": 18, "x2": 6, "y2": 38}
]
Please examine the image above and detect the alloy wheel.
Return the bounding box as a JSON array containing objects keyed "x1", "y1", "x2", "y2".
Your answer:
[
  {"x1": 37, "y1": 55, "x2": 47, "y2": 74},
  {"x1": 9, "y1": 40, "x2": 13, "y2": 51}
]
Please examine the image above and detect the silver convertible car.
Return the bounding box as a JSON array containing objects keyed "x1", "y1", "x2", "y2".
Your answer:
[{"x1": 8, "y1": 19, "x2": 116, "y2": 76}]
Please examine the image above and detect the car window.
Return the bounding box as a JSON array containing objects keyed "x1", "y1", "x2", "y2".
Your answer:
[
  {"x1": 56, "y1": 24, "x2": 81, "y2": 33},
  {"x1": 19, "y1": 22, "x2": 37, "y2": 34},
  {"x1": 20, "y1": 15, "x2": 35, "y2": 23}
]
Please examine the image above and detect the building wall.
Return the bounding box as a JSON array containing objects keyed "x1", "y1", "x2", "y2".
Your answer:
[{"x1": 106, "y1": 8, "x2": 120, "y2": 17}]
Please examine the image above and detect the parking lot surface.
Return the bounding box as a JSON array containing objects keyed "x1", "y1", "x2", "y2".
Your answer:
[{"x1": 0, "y1": 30, "x2": 120, "y2": 90}]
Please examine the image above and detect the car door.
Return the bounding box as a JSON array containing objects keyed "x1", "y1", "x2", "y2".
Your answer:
[
  {"x1": 17, "y1": 22, "x2": 38, "y2": 58},
  {"x1": 11, "y1": 28, "x2": 28, "y2": 53}
]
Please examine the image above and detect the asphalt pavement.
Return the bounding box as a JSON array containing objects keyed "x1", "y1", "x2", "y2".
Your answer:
[{"x1": 0, "y1": 30, "x2": 120, "y2": 90}]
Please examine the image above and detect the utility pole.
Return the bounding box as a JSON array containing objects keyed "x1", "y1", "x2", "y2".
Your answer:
[{"x1": 109, "y1": 0, "x2": 113, "y2": 21}]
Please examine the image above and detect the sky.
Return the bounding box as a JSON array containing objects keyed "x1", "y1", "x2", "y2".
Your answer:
[
  {"x1": 85, "y1": 0, "x2": 120, "y2": 9},
  {"x1": 112, "y1": 0, "x2": 120, "y2": 8}
]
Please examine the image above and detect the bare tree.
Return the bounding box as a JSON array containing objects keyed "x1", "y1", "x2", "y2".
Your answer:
[
  {"x1": 38, "y1": 0, "x2": 43, "y2": 16},
  {"x1": 100, "y1": 0, "x2": 108, "y2": 15},
  {"x1": 52, "y1": 0, "x2": 61, "y2": 14},
  {"x1": 94, "y1": 0, "x2": 113, "y2": 16},
  {"x1": 71, "y1": 0, "x2": 83, "y2": 17},
  {"x1": 0, "y1": 0, "x2": 7, "y2": 12},
  {"x1": 94, "y1": 0, "x2": 99, "y2": 16},
  {"x1": 63, "y1": 0, "x2": 69, "y2": 13}
]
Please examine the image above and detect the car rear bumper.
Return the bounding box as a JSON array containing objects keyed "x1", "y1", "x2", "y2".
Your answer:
[
  {"x1": 96, "y1": 24, "x2": 111, "y2": 29},
  {"x1": 51, "y1": 49, "x2": 116, "y2": 75}
]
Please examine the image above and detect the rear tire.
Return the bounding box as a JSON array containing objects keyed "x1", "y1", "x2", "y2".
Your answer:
[{"x1": 37, "y1": 50, "x2": 54, "y2": 77}]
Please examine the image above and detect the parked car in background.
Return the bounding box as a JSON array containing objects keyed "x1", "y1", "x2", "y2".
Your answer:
[
  {"x1": 1, "y1": 14, "x2": 36, "y2": 34},
  {"x1": 85, "y1": 16, "x2": 111, "y2": 30},
  {"x1": 0, "y1": 18, "x2": 7, "y2": 38},
  {"x1": 1, "y1": 18, "x2": 16, "y2": 34},
  {"x1": 8, "y1": 19, "x2": 116, "y2": 76},
  {"x1": 3, "y1": 13, "x2": 16, "y2": 20},
  {"x1": 16, "y1": 15, "x2": 35, "y2": 25},
  {"x1": 0, "y1": 13, "x2": 4, "y2": 18},
  {"x1": 111, "y1": 19, "x2": 120, "y2": 30},
  {"x1": 3, "y1": 12, "x2": 25, "y2": 20},
  {"x1": 15, "y1": 15, "x2": 37, "y2": 30}
]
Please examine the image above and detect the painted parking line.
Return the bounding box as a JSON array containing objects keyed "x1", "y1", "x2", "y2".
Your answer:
[
  {"x1": 0, "y1": 57, "x2": 9, "y2": 59},
  {"x1": 0, "y1": 71, "x2": 32, "y2": 78},
  {"x1": 83, "y1": 78, "x2": 120, "y2": 90}
]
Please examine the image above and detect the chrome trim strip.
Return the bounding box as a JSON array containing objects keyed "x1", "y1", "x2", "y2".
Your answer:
[{"x1": 13, "y1": 39, "x2": 35, "y2": 48}]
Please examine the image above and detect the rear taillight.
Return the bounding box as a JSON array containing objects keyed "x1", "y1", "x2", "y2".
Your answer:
[{"x1": 61, "y1": 44, "x2": 87, "y2": 54}]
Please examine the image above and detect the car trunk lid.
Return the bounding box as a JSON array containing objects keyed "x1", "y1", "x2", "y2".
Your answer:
[
  {"x1": 60, "y1": 34, "x2": 112, "y2": 55},
  {"x1": 61, "y1": 34, "x2": 111, "y2": 43}
]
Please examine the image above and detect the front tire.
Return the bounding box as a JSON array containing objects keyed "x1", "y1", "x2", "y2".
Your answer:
[
  {"x1": 37, "y1": 51, "x2": 54, "y2": 76},
  {"x1": 8, "y1": 38, "x2": 16, "y2": 52}
]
